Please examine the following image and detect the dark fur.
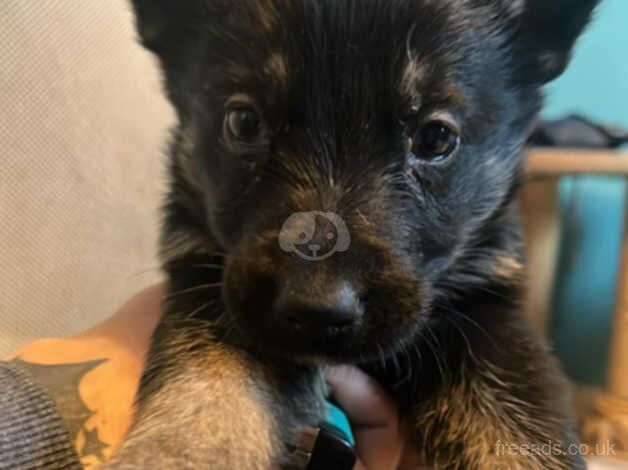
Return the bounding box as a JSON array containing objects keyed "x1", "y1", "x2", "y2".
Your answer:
[{"x1": 108, "y1": 1, "x2": 600, "y2": 468}]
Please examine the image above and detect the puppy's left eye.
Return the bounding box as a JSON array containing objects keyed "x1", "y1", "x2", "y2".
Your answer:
[
  {"x1": 410, "y1": 120, "x2": 460, "y2": 163},
  {"x1": 226, "y1": 107, "x2": 263, "y2": 143}
]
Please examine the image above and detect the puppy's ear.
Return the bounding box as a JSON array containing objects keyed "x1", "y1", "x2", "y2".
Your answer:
[
  {"x1": 513, "y1": 0, "x2": 601, "y2": 83},
  {"x1": 129, "y1": 0, "x2": 207, "y2": 111},
  {"x1": 129, "y1": 0, "x2": 205, "y2": 61}
]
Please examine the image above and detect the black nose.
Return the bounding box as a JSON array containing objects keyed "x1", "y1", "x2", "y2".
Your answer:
[{"x1": 273, "y1": 282, "x2": 364, "y2": 335}]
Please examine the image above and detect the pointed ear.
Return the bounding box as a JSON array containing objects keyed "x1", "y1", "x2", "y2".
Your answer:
[
  {"x1": 513, "y1": 0, "x2": 601, "y2": 84},
  {"x1": 129, "y1": 0, "x2": 204, "y2": 60},
  {"x1": 128, "y1": 0, "x2": 207, "y2": 111}
]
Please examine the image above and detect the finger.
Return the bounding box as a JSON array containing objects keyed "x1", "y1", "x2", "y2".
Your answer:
[
  {"x1": 353, "y1": 458, "x2": 367, "y2": 470},
  {"x1": 326, "y1": 366, "x2": 403, "y2": 470}
]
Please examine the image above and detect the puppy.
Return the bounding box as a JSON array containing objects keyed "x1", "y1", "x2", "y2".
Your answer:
[{"x1": 108, "y1": 1, "x2": 599, "y2": 468}]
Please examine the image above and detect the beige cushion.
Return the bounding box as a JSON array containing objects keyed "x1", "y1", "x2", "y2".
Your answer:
[{"x1": 0, "y1": 0, "x2": 175, "y2": 354}]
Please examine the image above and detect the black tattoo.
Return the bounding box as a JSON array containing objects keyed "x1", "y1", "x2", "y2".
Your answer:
[
  {"x1": 11, "y1": 359, "x2": 109, "y2": 462},
  {"x1": 81, "y1": 427, "x2": 107, "y2": 461}
]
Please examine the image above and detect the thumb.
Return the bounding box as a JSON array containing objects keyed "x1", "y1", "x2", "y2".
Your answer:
[{"x1": 325, "y1": 366, "x2": 403, "y2": 470}]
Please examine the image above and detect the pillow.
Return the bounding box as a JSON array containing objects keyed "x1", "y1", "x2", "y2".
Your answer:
[{"x1": 0, "y1": 0, "x2": 174, "y2": 354}]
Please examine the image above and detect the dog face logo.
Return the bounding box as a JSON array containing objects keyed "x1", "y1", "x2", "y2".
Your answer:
[{"x1": 279, "y1": 212, "x2": 350, "y2": 261}]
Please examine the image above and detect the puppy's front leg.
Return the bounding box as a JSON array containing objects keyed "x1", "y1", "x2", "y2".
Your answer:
[
  {"x1": 410, "y1": 313, "x2": 585, "y2": 470},
  {"x1": 105, "y1": 324, "x2": 286, "y2": 470}
]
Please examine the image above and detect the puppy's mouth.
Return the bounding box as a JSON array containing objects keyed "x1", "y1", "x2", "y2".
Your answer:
[{"x1": 253, "y1": 318, "x2": 363, "y2": 362}]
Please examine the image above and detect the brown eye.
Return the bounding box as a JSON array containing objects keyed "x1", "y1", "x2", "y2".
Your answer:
[
  {"x1": 226, "y1": 107, "x2": 262, "y2": 143},
  {"x1": 413, "y1": 121, "x2": 460, "y2": 162}
]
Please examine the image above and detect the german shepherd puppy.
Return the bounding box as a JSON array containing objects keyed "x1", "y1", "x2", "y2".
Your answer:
[{"x1": 109, "y1": 1, "x2": 599, "y2": 468}]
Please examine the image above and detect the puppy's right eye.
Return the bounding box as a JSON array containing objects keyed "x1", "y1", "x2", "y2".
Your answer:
[{"x1": 226, "y1": 107, "x2": 263, "y2": 143}]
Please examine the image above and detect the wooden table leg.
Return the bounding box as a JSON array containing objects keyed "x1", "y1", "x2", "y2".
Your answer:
[
  {"x1": 520, "y1": 178, "x2": 562, "y2": 334},
  {"x1": 582, "y1": 186, "x2": 628, "y2": 461}
]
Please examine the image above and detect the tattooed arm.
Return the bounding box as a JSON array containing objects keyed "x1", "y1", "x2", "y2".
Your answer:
[{"x1": 3, "y1": 284, "x2": 163, "y2": 469}]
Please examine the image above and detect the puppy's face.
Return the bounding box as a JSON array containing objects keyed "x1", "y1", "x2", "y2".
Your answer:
[{"x1": 133, "y1": 0, "x2": 598, "y2": 362}]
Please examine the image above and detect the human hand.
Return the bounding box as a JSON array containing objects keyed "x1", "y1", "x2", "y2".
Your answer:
[{"x1": 325, "y1": 366, "x2": 424, "y2": 470}]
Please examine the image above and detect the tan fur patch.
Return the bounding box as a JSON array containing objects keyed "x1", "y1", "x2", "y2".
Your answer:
[
  {"x1": 107, "y1": 341, "x2": 279, "y2": 469},
  {"x1": 414, "y1": 360, "x2": 573, "y2": 470},
  {"x1": 264, "y1": 52, "x2": 288, "y2": 85}
]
